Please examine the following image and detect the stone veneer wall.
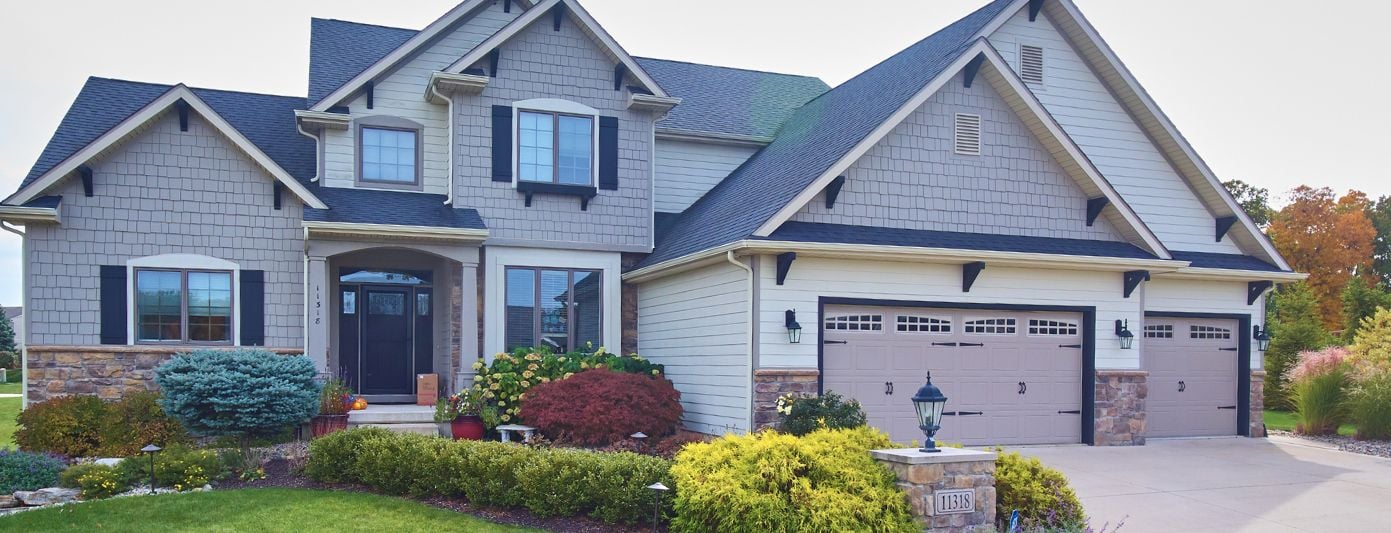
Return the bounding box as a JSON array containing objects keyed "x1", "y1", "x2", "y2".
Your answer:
[
  {"x1": 26, "y1": 345, "x2": 304, "y2": 403},
  {"x1": 872, "y1": 448, "x2": 998, "y2": 532},
  {"x1": 1250, "y1": 370, "x2": 1266, "y2": 438},
  {"x1": 752, "y1": 368, "x2": 819, "y2": 430},
  {"x1": 1094, "y1": 370, "x2": 1147, "y2": 446}
]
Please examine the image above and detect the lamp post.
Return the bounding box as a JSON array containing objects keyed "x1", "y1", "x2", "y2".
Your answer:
[
  {"x1": 910, "y1": 372, "x2": 948, "y2": 453},
  {"x1": 1115, "y1": 319, "x2": 1134, "y2": 350},
  {"x1": 646, "y1": 482, "x2": 669, "y2": 532},
  {"x1": 1253, "y1": 325, "x2": 1271, "y2": 352},
  {"x1": 141, "y1": 444, "x2": 162, "y2": 494},
  {"x1": 630, "y1": 431, "x2": 648, "y2": 454},
  {"x1": 784, "y1": 309, "x2": 802, "y2": 344}
]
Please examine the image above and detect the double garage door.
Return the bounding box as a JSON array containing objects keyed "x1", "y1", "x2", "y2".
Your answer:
[
  {"x1": 822, "y1": 305, "x2": 1084, "y2": 446},
  {"x1": 1141, "y1": 317, "x2": 1240, "y2": 438}
]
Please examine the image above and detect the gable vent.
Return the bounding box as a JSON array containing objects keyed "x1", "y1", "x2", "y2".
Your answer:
[
  {"x1": 954, "y1": 113, "x2": 982, "y2": 156},
  {"x1": 1020, "y1": 44, "x2": 1045, "y2": 84}
]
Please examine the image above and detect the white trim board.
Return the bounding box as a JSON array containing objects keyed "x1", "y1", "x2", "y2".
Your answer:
[
  {"x1": 5, "y1": 85, "x2": 327, "y2": 210},
  {"x1": 751, "y1": 39, "x2": 1170, "y2": 260},
  {"x1": 443, "y1": 0, "x2": 668, "y2": 98}
]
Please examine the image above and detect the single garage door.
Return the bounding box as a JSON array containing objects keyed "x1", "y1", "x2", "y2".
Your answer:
[
  {"x1": 1142, "y1": 318, "x2": 1240, "y2": 438},
  {"x1": 821, "y1": 305, "x2": 1084, "y2": 446}
]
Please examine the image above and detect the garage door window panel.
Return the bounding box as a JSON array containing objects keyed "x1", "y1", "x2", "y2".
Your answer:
[
  {"x1": 964, "y1": 318, "x2": 1017, "y2": 335},
  {"x1": 1145, "y1": 324, "x2": 1174, "y2": 338},
  {"x1": 825, "y1": 314, "x2": 883, "y2": 331},
  {"x1": 1190, "y1": 325, "x2": 1232, "y2": 340},
  {"x1": 896, "y1": 315, "x2": 951, "y2": 334},
  {"x1": 1027, "y1": 319, "x2": 1078, "y2": 337}
]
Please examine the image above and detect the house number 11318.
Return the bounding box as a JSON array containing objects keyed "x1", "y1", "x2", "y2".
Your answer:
[{"x1": 934, "y1": 489, "x2": 974, "y2": 515}]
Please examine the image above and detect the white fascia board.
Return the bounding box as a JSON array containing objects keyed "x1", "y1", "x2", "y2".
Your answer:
[
  {"x1": 8, "y1": 85, "x2": 327, "y2": 210},
  {"x1": 0, "y1": 205, "x2": 60, "y2": 225},
  {"x1": 308, "y1": 0, "x2": 494, "y2": 112},
  {"x1": 303, "y1": 221, "x2": 488, "y2": 241},
  {"x1": 443, "y1": 0, "x2": 669, "y2": 98},
  {"x1": 628, "y1": 93, "x2": 682, "y2": 113},
  {"x1": 1022, "y1": 0, "x2": 1290, "y2": 271},
  {"x1": 1153, "y1": 268, "x2": 1307, "y2": 283},
  {"x1": 294, "y1": 110, "x2": 351, "y2": 130},
  {"x1": 425, "y1": 71, "x2": 490, "y2": 103}
]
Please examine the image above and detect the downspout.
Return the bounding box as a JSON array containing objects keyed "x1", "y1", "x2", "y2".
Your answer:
[
  {"x1": 429, "y1": 83, "x2": 456, "y2": 206},
  {"x1": 726, "y1": 251, "x2": 755, "y2": 433},
  {"x1": 2, "y1": 221, "x2": 27, "y2": 408},
  {"x1": 294, "y1": 120, "x2": 322, "y2": 183}
]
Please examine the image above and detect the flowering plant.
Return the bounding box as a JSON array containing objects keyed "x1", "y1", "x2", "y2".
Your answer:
[
  {"x1": 775, "y1": 392, "x2": 802, "y2": 416},
  {"x1": 434, "y1": 388, "x2": 488, "y2": 423},
  {"x1": 470, "y1": 345, "x2": 665, "y2": 427}
]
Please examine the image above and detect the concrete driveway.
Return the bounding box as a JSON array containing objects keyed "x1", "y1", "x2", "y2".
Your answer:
[{"x1": 1014, "y1": 437, "x2": 1391, "y2": 532}]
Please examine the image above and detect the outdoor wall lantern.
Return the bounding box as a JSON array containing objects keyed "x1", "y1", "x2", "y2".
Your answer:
[
  {"x1": 1115, "y1": 319, "x2": 1134, "y2": 350},
  {"x1": 1253, "y1": 325, "x2": 1271, "y2": 352},
  {"x1": 910, "y1": 372, "x2": 948, "y2": 453},
  {"x1": 141, "y1": 444, "x2": 162, "y2": 494},
  {"x1": 785, "y1": 309, "x2": 803, "y2": 344}
]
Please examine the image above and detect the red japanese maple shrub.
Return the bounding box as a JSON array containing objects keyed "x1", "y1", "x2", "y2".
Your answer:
[{"x1": 519, "y1": 369, "x2": 682, "y2": 447}]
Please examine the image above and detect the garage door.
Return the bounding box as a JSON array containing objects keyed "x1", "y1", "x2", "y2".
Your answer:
[
  {"x1": 1142, "y1": 318, "x2": 1240, "y2": 438},
  {"x1": 821, "y1": 305, "x2": 1084, "y2": 446}
]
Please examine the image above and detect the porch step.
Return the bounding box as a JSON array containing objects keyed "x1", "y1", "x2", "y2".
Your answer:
[
  {"x1": 347, "y1": 405, "x2": 435, "y2": 425},
  {"x1": 350, "y1": 422, "x2": 439, "y2": 436}
]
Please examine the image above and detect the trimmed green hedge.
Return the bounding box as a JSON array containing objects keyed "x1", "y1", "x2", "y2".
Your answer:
[{"x1": 305, "y1": 428, "x2": 671, "y2": 525}]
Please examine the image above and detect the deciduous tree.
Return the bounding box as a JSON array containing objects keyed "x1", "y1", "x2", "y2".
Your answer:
[
  {"x1": 1267, "y1": 186, "x2": 1377, "y2": 329},
  {"x1": 1368, "y1": 196, "x2": 1391, "y2": 286},
  {"x1": 1223, "y1": 179, "x2": 1273, "y2": 227},
  {"x1": 1264, "y1": 283, "x2": 1333, "y2": 410},
  {"x1": 1342, "y1": 278, "x2": 1391, "y2": 343}
]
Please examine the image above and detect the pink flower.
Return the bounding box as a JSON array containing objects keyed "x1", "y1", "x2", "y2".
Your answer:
[{"x1": 1286, "y1": 346, "x2": 1350, "y2": 383}]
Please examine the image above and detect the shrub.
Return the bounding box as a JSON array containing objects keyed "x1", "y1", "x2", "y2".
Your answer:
[
  {"x1": 669, "y1": 427, "x2": 916, "y2": 533},
  {"x1": 1346, "y1": 367, "x2": 1391, "y2": 440},
  {"x1": 305, "y1": 428, "x2": 671, "y2": 525},
  {"x1": 0, "y1": 450, "x2": 66, "y2": 493},
  {"x1": 97, "y1": 391, "x2": 189, "y2": 456},
  {"x1": 775, "y1": 391, "x2": 868, "y2": 436},
  {"x1": 995, "y1": 450, "x2": 1085, "y2": 531},
  {"x1": 1264, "y1": 283, "x2": 1334, "y2": 409},
  {"x1": 1287, "y1": 347, "x2": 1350, "y2": 435},
  {"x1": 1341, "y1": 280, "x2": 1391, "y2": 343},
  {"x1": 114, "y1": 445, "x2": 226, "y2": 491},
  {"x1": 73, "y1": 464, "x2": 128, "y2": 499},
  {"x1": 471, "y1": 346, "x2": 663, "y2": 426},
  {"x1": 519, "y1": 369, "x2": 682, "y2": 446},
  {"x1": 156, "y1": 349, "x2": 318, "y2": 459},
  {"x1": 14, "y1": 395, "x2": 107, "y2": 456},
  {"x1": 59, "y1": 461, "x2": 110, "y2": 488},
  {"x1": 0, "y1": 350, "x2": 15, "y2": 370}
]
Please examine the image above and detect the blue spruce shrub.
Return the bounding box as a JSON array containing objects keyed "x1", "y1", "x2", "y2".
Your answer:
[{"x1": 155, "y1": 349, "x2": 319, "y2": 442}]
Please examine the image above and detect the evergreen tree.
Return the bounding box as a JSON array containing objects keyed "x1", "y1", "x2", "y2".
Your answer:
[
  {"x1": 1264, "y1": 283, "x2": 1333, "y2": 409},
  {"x1": 0, "y1": 307, "x2": 15, "y2": 353},
  {"x1": 1342, "y1": 278, "x2": 1391, "y2": 343}
]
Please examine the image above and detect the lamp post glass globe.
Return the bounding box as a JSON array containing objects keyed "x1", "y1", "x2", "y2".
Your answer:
[{"x1": 911, "y1": 372, "x2": 948, "y2": 453}]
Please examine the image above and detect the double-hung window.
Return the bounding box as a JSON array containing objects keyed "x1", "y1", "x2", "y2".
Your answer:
[
  {"x1": 359, "y1": 126, "x2": 419, "y2": 185},
  {"x1": 136, "y1": 269, "x2": 234, "y2": 343},
  {"x1": 504, "y1": 267, "x2": 602, "y2": 352},
  {"x1": 518, "y1": 111, "x2": 594, "y2": 186}
]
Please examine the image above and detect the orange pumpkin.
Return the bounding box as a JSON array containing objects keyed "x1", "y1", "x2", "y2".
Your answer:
[{"x1": 352, "y1": 397, "x2": 368, "y2": 410}]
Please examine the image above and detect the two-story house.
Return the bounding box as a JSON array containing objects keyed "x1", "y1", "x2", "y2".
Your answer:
[{"x1": 0, "y1": 0, "x2": 1302, "y2": 445}]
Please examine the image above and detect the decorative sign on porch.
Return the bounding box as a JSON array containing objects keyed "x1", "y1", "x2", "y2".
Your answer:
[{"x1": 934, "y1": 488, "x2": 974, "y2": 515}]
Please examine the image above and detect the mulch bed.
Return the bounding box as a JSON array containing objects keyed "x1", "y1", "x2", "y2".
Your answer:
[{"x1": 218, "y1": 458, "x2": 664, "y2": 532}]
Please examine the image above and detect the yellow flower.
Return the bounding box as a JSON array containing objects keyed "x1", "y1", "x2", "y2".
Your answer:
[
  {"x1": 580, "y1": 362, "x2": 590, "y2": 369},
  {"x1": 490, "y1": 383, "x2": 500, "y2": 390},
  {"x1": 519, "y1": 393, "x2": 526, "y2": 400},
  {"x1": 651, "y1": 369, "x2": 659, "y2": 375},
  {"x1": 540, "y1": 377, "x2": 550, "y2": 383},
  {"x1": 528, "y1": 363, "x2": 539, "y2": 371},
  {"x1": 817, "y1": 417, "x2": 827, "y2": 428},
  {"x1": 484, "y1": 391, "x2": 494, "y2": 399},
  {"x1": 564, "y1": 373, "x2": 574, "y2": 379},
  {"x1": 501, "y1": 414, "x2": 511, "y2": 422},
  {"x1": 522, "y1": 370, "x2": 534, "y2": 379},
  {"x1": 498, "y1": 401, "x2": 507, "y2": 407},
  {"x1": 472, "y1": 360, "x2": 484, "y2": 370},
  {"x1": 520, "y1": 381, "x2": 530, "y2": 387}
]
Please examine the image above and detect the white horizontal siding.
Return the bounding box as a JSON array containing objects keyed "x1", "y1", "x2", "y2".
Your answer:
[
  {"x1": 321, "y1": 3, "x2": 516, "y2": 195},
  {"x1": 1145, "y1": 278, "x2": 1264, "y2": 370},
  {"x1": 637, "y1": 262, "x2": 751, "y2": 434},
  {"x1": 757, "y1": 256, "x2": 1145, "y2": 370},
  {"x1": 990, "y1": 9, "x2": 1239, "y2": 254},
  {"x1": 653, "y1": 140, "x2": 759, "y2": 213}
]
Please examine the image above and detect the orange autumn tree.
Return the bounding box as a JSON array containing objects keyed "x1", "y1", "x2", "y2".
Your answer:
[{"x1": 1268, "y1": 186, "x2": 1377, "y2": 329}]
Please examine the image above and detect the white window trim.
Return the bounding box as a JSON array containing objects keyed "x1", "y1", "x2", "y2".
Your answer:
[
  {"x1": 482, "y1": 247, "x2": 620, "y2": 358},
  {"x1": 126, "y1": 254, "x2": 241, "y2": 346},
  {"x1": 511, "y1": 98, "x2": 600, "y2": 188}
]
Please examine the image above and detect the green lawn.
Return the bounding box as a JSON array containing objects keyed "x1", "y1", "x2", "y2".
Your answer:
[
  {"x1": 0, "y1": 396, "x2": 17, "y2": 450},
  {"x1": 0, "y1": 488, "x2": 536, "y2": 532},
  {"x1": 0, "y1": 381, "x2": 20, "y2": 394},
  {"x1": 1264, "y1": 409, "x2": 1357, "y2": 437}
]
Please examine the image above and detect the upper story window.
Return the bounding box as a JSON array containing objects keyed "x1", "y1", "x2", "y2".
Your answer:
[
  {"x1": 355, "y1": 116, "x2": 423, "y2": 189},
  {"x1": 518, "y1": 111, "x2": 594, "y2": 185},
  {"x1": 136, "y1": 269, "x2": 233, "y2": 344}
]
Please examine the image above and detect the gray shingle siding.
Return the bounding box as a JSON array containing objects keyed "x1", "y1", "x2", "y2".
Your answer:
[
  {"x1": 451, "y1": 14, "x2": 652, "y2": 251},
  {"x1": 24, "y1": 112, "x2": 304, "y2": 346},
  {"x1": 791, "y1": 70, "x2": 1122, "y2": 242}
]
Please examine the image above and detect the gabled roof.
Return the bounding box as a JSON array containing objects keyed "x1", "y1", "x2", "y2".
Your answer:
[
  {"x1": 442, "y1": 0, "x2": 667, "y2": 98},
  {"x1": 5, "y1": 79, "x2": 326, "y2": 209},
  {"x1": 308, "y1": 18, "x2": 417, "y2": 106},
  {"x1": 634, "y1": 57, "x2": 828, "y2": 141}
]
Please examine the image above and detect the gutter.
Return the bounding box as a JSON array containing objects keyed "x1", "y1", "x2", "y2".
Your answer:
[
  {"x1": 1152, "y1": 267, "x2": 1307, "y2": 283},
  {"x1": 654, "y1": 127, "x2": 772, "y2": 147},
  {"x1": 0, "y1": 205, "x2": 60, "y2": 225}
]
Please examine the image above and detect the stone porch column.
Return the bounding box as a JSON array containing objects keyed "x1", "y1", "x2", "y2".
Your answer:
[
  {"x1": 454, "y1": 260, "x2": 479, "y2": 393},
  {"x1": 873, "y1": 447, "x2": 998, "y2": 532},
  {"x1": 306, "y1": 256, "x2": 330, "y2": 373},
  {"x1": 1094, "y1": 369, "x2": 1147, "y2": 446}
]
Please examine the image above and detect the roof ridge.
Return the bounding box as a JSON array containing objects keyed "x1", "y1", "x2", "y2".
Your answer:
[
  {"x1": 86, "y1": 76, "x2": 307, "y2": 102},
  {"x1": 634, "y1": 56, "x2": 825, "y2": 83},
  {"x1": 312, "y1": 17, "x2": 419, "y2": 33}
]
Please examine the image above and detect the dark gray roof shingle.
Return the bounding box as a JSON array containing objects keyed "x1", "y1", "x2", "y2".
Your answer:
[
  {"x1": 634, "y1": 57, "x2": 828, "y2": 139},
  {"x1": 641, "y1": 0, "x2": 1016, "y2": 268},
  {"x1": 305, "y1": 187, "x2": 485, "y2": 230},
  {"x1": 308, "y1": 18, "x2": 416, "y2": 108},
  {"x1": 762, "y1": 222, "x2": 1159, "y2": 260},
  {"x1": 1170, "y1": 251, "x2": 1288, "y2": 273}
]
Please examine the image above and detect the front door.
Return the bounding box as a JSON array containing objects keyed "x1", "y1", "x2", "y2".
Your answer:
[
  {"x1": 337, "y1": 268, "x2": 435, "y2": 402},
  {"x1": 361, "y1": 286, "x2": 413, "y2": 396}
]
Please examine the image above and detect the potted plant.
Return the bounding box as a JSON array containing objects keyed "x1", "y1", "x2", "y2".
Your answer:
[
  {"x1": 436, "y1": 388, "x2": 488, "y2": 440},
  {"x1": 312, "y1": 378, "x2": 352, "y2": 438}
]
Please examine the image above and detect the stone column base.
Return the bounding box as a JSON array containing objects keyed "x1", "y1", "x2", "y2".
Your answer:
[
  {"x1": 752, "y1": 368, "x2": 819, "y2": 430},
  {"x1": 1250, "y1": 370, "x2": 1267, "y2": 438},
  {"x1": 872, "y1": 447, "x2": 997, "y2": 532},
  {"x1": 1094, "y1": 370, "x2": 1147, "y2": 446}
]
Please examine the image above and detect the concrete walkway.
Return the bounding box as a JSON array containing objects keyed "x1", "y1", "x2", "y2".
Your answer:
[{"x1": 1014, "y1": 437, "x2": 1391, "y2": 532}]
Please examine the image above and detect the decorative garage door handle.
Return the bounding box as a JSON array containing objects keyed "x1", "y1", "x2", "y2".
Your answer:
[
  {"x1": 959, "y1": 342, "x2": 985, "y2": 347},
  {"x1": 1217, "y1": 405, "x2": 1237, "y2": 410},
  {"x1": 1017, "y1": 382, "x2": 1028, "y2": 395},
  {"x1": 823, "y1": 340, "x2": 848, "y2": 345},
  {"x1": 1057, "y1": 410, "x2": 1082, "y2": 415},
  {"x1": 932, "y1": 342, "x2": 959, "y2": 347},
  {"x1": 1058, "y1": 344, "x2": 1083, "y2": 349},
  {"x1": 1218, "y1": 347, "x2": 1239, "y2": 352},
  {"x1": 943, "y1": 411, "x2": 984, "y2": 416},
  {"x1": 885, "y1": 382, "x2": 894, "y2": 395},
  {"x1": 1178, "y1": 381, "x2": 1186, "y2": 392}
]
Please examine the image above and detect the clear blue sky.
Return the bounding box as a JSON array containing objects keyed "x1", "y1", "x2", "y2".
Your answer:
[{"x1": 2, "y1": 0, "x2": 1388, "y2": 306}]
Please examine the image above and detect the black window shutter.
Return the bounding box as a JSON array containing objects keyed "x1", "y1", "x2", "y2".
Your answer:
[
  {"x1": 99, "y1": 265, "x2": 127, "y2": 345},
  {"x1": 599, "y1": 116, "x2": 619, "y2": 190},
  {"x1": 240, "y1": 270, "x2": 265, "y2": 347},
  {"x1": 491, "y1": 105, "x2": 513, "y2": 182}
]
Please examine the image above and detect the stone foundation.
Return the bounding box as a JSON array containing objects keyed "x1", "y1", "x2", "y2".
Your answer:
[
  {"x1": 752, "y1": 368, "x2": 820, "y2": 430},
  {"x1": 872, "y1": 447, "x2": 997, "y2": 532},
  {"x1": 1094, "y1": 370, "x2": 1147, "y2": 446},
  {"x1": 25, "y1": 345, "x2": 304, "y2": 403},
  {"x1": 1250, "y1": 370, "x2": 1266, "y2": 438}
]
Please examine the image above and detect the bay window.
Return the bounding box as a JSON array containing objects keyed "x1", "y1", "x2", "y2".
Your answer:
[{"x1": 504, "y1": 267, "x2": 602, "y2": 352}]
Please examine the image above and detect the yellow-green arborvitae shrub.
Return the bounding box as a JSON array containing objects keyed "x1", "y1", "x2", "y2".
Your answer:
[
  {"x1": 669, "y1": 426, "x2": 916, "y2": 533},
  {"x1": 994, "y1": 450, "x2": 1084, "y2": 530}
]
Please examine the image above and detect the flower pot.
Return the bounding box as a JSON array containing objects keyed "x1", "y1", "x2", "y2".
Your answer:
[
  {"x1": 450, "y1": 415, "x2": 486, "y2": 440},
  {"x1": 311, "y1": 414, "x2": 349, "y2": 438},
  {"x1": 437, "y1": 422, "x2": 453, "y2": 438}
]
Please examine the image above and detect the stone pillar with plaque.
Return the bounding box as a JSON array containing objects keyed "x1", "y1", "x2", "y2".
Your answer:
[{"x1": 871, "y1": 447, "x2": 997, "y2": 532}]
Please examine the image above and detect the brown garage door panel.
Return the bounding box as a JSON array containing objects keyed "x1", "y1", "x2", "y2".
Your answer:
[
  {"x1": 1143, "y1": 318, "x2": 1240, "y2": 438},
  {"x1": 821, "y1": 306, "x2": 1084, "y2": 446}
]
